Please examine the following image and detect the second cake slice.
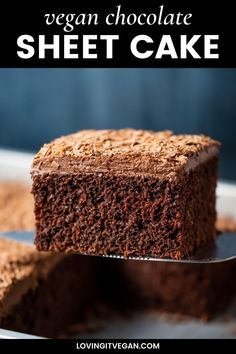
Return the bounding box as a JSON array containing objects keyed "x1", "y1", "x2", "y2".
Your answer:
[{"x1": 31, "y1": 129, "x2": 219, "y2": 259}]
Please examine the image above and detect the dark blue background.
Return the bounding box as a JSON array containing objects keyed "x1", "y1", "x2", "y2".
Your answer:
[{"x1": 0, "y1": 69, "x2": 235, "y2": 179}]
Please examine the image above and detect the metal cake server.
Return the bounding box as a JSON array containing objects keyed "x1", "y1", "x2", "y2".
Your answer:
[
  {"x1": 0, "y1": 328, "x2": 40, "y2": 339},
  {"x1": 1, "y1": 231, "x2": 236, "y2": 264}
]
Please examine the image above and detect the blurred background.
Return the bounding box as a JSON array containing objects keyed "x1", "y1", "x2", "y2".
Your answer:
[{"x1": 0, "y1": 69, "x2": 235, "y2": 179}]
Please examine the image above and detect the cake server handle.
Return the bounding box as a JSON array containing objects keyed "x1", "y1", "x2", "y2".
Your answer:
[{"x1": 1, "y1": 231, "x2": 236, "y2": 264}]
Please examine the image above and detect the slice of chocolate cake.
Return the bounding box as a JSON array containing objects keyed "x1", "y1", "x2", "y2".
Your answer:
[
  {"x1": 32, "y1": 129, "x2": 220, "y2": 259},
  {"x1": 0, "y1": 237, "x2": 96, "y2": 338}
]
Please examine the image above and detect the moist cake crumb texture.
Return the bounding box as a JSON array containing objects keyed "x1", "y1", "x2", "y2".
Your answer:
[{"x1": 32, "y1": 129, "x2": 220, "y2": 259}]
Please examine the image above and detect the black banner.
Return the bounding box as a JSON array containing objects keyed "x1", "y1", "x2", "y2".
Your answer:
[
  {"x1": 0, "y1": 1, "x2": 234, "y2": 67},
  {"x1": 0, "y1": 339, "x2": 235, "y2": 352}
]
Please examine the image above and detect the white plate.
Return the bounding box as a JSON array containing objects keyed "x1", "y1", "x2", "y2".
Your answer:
[{"x1": 0, "y1": 149, "x2": 33, "y2": 183}]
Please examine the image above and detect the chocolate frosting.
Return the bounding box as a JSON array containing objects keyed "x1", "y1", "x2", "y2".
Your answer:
[{"x1": 32, "y1": 129, "x2": 220, "y2": 178}]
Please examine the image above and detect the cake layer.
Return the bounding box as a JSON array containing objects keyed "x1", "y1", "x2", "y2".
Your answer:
[
  {"x1": 32, "y1": 129, "x2": 219, "y2": 259},
  {"x1": 0, "y1": 238, "x2": 96, "y2": 337}
]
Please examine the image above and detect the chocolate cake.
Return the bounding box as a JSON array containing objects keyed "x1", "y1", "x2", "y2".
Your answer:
[
  {"x1": 32, "y1": 129, "x2": 220, "y2": 259},
  {"x1": 0, "y1": 237, "x2": 96, "y2": 337}
]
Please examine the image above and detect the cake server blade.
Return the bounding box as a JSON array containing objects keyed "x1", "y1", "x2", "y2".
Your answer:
[
  {"x1": 0, "y1": 328, "x2": 41, "y2": 339},
  {"x1": 1, "y1": 231, "x2": 236, "y2": 264}
]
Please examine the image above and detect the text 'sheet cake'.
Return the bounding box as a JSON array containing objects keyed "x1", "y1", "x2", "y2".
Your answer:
[{"x1": 32, "y1": 129, "x2": 220, "y2": 259}]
